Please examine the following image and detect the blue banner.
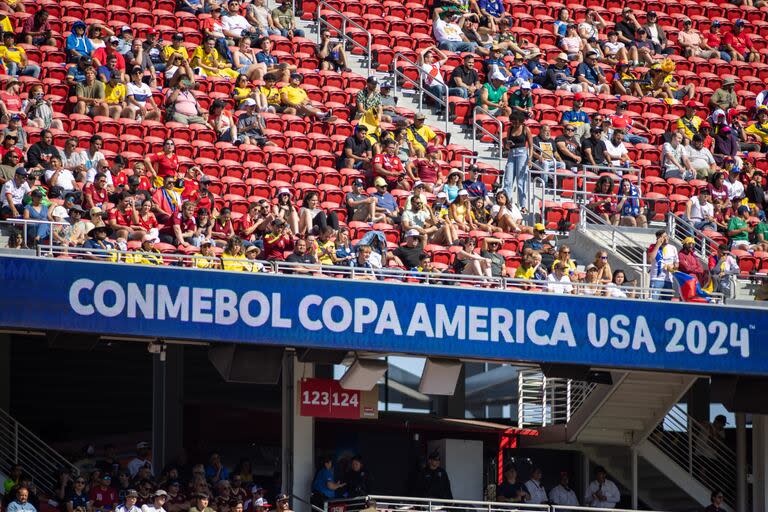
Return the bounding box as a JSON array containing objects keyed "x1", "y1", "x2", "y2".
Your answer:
[{"x1": 0, "y1": 256, "x2": 765, "y2": 376}]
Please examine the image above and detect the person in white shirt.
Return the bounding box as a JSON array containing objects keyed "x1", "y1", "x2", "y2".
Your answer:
[
  {"x1": 648, "y1": 230, "x2": 678, "y2": 301},
  {"x1": 431, "y1": 8, "x2": 478, "y2": 53},
  {"x1": 584, "y1": 466, "x2": 620, "y2": 508},
  {"x1": 128, "y1": 441, "x2": 153, "y2": 477},
  {"x1": 684, "y1": 188, "x2": 716, "y2": 231},
  {"x1": 222, "y1": 0, "x2": 255, "y2": 39},
  {"x1": 685, "y1": 134, "x2": 717, "y2": 178},
  {"x1": 141, "y1": 490, "x2": 167, "y2": 512},
  {"x1": 723, "y1": 167, "x2": 745, "y2": 200},
  {"x1": 549, "y1": 472, "x2": 579, "y2": 507},
  {"x1": 116, "y1": 490, "x2": 141, "y2": 512},
  {"x1": 547, "y1": 262, "x2": 574, "y2": 294},
  {"x1": 604, "y1": 128, "x2": 630, "y2": 168},
  {"x1": 45, "y1": 155, "x2": 77, "y2": 192},
  {"x1": 1, "y1": 167, "x2": 31, "y2": 217},
  {"x1": 524, "y1": 467, "x2": 548, "y2": 505},
  {"x1": 662, "y1": 131, "x2": 695, "y2": 180},
  {"x1": 79, "y1": 135, "x2": 106, "y2": 172}
]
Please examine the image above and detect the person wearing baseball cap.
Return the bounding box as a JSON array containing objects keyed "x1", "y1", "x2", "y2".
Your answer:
[
  {"x1": 561, "y1": 93, "x2": 589, "y2": 128},
  {"x1": 676, "y1": 101, "x2": 704, "y2": 141},
  {"x1": 392, "y1": 228, "x2": 426, "y2": 270},
  {"x1": 575, "y1": 50, "x2": 610, "y2": 95},
  {"x1": 407, "y1": 112, "x2": 438, "y2": 157},
  {"x1": 725, "y1": 19, "x2": 759, "y2": 63},
  {"x1": 541, "y1": 52, "x2": 580, "y2": 93},
  {"x1": 479, "y1": 70, "x2": 513, "y2": 118},
  {"x1": 678, "y1": 235, "x2": 708, "y2": 285},
  {"x1": 236, "y1": 98, "x2": 272, "y2": 147}
]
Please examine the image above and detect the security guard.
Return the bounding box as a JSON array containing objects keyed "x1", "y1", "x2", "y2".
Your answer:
[{"x1": 414, "y1": 451, "x2": 452, "y2": 499}]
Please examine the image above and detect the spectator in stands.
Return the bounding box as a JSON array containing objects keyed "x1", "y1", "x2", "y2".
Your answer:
[
  {"x1": 709, "y1": 172, "x2": 730, "y2": 207},
  {"x1": 405, "y1": 114, "x2": 437, "y2": 157},
  {"x1": 451, "y1": 238, "x2": 490, "y2": 277},
  {"x1": 723, "y1": 19, "x2": 759, "y2": 63},
  {"x1": 191, "y1": 37, "x2": 239, "y2": 80},
  {"x1": 75, "y1": 66, "x2": 108, "y2": 118},
  {"x1": 145, "y1": 139, "x2": 180, "y2": 187},
  {"x1": 503, "y1": 111, "x2": 533, "y2": 208},
  {"x1": 339, "y1": 125, "x2": 372, "y2": 171},
  {"x1": 142, "y1": 490, "x2": 168, "y2": 512},
  {"x1": 611, "y1": 103, "x2": 650, "y2": 144},
  {"x1": 355, "y1": 76, "x2": 382, "y2": 120},
  {"x1": 66, "y1": 475, "x2": 91, "y2": 512},
  {"x1": 745, "y1": 107, "x2": 768, "y2": 152},
  {"x1": 508, "y1": 81, "x2": 533, "y2": 117},
  {"x1": 26, "y1": 131, "x2": 59, "y2": 172},
  {"x1": 0, "y1": 32, "x2": 39, "y2": 78},
  {"x1": 449, "y1": 189, "x2": 474, "y2": 232},
  {"x1": 21, "y1": 9, "x2": 55, "y2": 46},
  {"x1": 391, "y1": 229, "x2": 425, "y2": 269},
  {"x1": 615, "y1": 178, "x2": 646, "y2": 227},
  {"x1": 547, "y1": 472, "x2": 578, "y2": 507},
  {"x1": 496, "y1": 466, "x2": 529, "y2": 503},
  {"x1": 728, "y1": 205, "x2": 755, "y2": 250},
  {"x1": 116, "y1": 489, "x2": 141, "y2": 512},
  {"x1": 584, "y1": 466, "x2": 620, "y2": 508},
  {"x1": 478, "y1": 71, "x2": 510, "y2": 117},
  {"x1": 641, "y1": 11, "x2": 671, "y2": 56},
  {"x1": 662, "y1": 131, "x2": 695, "y2": 180},
  {"x1": 448, "y1": 54, "x2": 480, "y2": 100},
  {"x1": 7, "y1": 487, "x2": 36, "y2": 512},
  {"x1": 562, "y1": 93, "x2": 589, "y2": 133},
  {"x1": 710, "y1": 78, "x2": 739, "y2": 112},
  {"x1": 22, "y1": 84, "x2": 59, "y2": 130},
  {"x1": 255, "y1": 39, "x2": 292, "y2": 84},
  {"x1": 90, "y1": 474, "x2": 118, "y2": 511},
  {"x1": 713, "y1": 126, "x2": 740, "y2": 167},
  {"x1": 246, "y1": 0, "x2": 278, "y2": 35},
  {"x1": 222, "y1": 0, "x2": 256, "y2": 41},
  {"x1": 299, "y1": 191, "x2": 339, "y2": 235},
  {"x1": 582, "y1": 126, "x2": 608, "y2": 167},
  {"x1": 583, "y1": 264, "x2": 606, "y2": 293},
  {"x1": 371, "y1": 177, "x2": 400, "y2": 224},
  {"x1": 556, "y1": 124, "x2": 582, "y2": 171},
  {"x1": 280, "y1": 73, "x2": 335, "y2": 121},
  {"x1": 271, "y1": 0, "x2": 304, "y2": 38},
  {"x1": 1, "y1": 167, "x2": 29, "y2": 217},
  {"x1": 0, "y1": 79, "x2": 24, "y2": 121},
  {"x1": 211, "y1": 207, "x2": 236, "y2": 244},
  {"x1": 603, "y1": 127, "x2": 630, "y2": 168},
  {"x1": 710, "y1": 245, "x2": 740, "y2": 296},
  {"x1": 705, "y1": 490, "x2": 726, "y2": 512},
  {"x1": 649, "y1": 230, "x2": 678, "y2": 300},
  {"x1": 343, "y1": 179, "x2": 375, "y2": 223},
  {"x1": 678, "y1": 19, "x2": 717, "y2": 59},
  {"x1": 165, "y1": 79, "x2": 210, "y2": 127},
  {"x1": 538, "y1": 52, "x2": 577, "y2": 92},
  {"x1": 432, "y1": 8, "x2": 477, "y2": 53},
  {"x1": 479, "y1": 237, "x2": 508, "y2": 278},
  {"x1": 678, "y1": 236, "x2": 708, "y2": 285},
  {"x1": 575, "y1": 51, "x2": 609, "y2": 95},
  {"x1": 373, "y1": 139, "x2": 408, "y2": 189},
  {"x1": 67, "y1": 21, "x2": 94, "y2": 63},
  {"x1": 532, "y1": 124, "x2": 564, "y2": 174},
  {"x1": 285, "y1": 238, "x2": 316, "y2": 275},
  {"x1": 677, "y1": 101, "x2": 703, "y2": 142},
  {"x1": 685, "y1": 135, "x2": 717, "y2": 179},
  {"x1": 547, "y1": 261, "x2": 574, "y2": 294},
  {"x1": 605, "y1": 269, "x2": 635, "y2": 298},
  {"x1": 317, "y1": 30, "x2": 348, "y2": 72}
]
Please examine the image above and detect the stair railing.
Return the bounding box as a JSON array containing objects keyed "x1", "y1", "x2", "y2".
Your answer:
[{"x1": 517, "y1": 369, "x2": 596, "y2": 427}]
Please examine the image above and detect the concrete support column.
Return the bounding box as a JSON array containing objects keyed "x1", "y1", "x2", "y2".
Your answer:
[
  {"x1": 281, "y1": 352, "x2": 314, "y2": 512},
  {"x1": 736, "y1": 413, "x2": 746, "y2": 512},
  {"x1": 152, "y1": 344, "x2": 184, "y2": 473},
  {"x1": 753, "y1": 415, "x2": 768, "y2": 512},
  {"x1": 630, "y1": 447, "x2": 638, "y2": 510}
]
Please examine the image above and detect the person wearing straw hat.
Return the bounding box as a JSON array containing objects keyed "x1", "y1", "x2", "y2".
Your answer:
[{"x1": 83, "y1": 218, "x2": 115, "y2": 260}]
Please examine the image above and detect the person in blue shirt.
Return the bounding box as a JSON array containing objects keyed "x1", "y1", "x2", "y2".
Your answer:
[
  {"x1": 372, "y1": 177, "x2": 400, "y2": 224},
  {"x1": 575, "y1": 51, "x2": 609, "y2": 94},
  {"x1": 66, "y1": 21, "x2": 93, "y2": 63},
  {"x1": 462, "y1": 165, "x2": 488, "y2": 197},
  {"x1": 508, "y1": 54, "x2": 536, "y2": 87},
  {"x1": 7, "y1": 487, "x2": 37, "y2": 512},
  {"x1": 205, "y1": 453, "x2": 230, "y2": 483},
  {"x1": 312, "y1": 457, "x2": 346, "y2": 500},
  {"x1": 476, "y1": 0, "x2": 505, "y2": 21},
  {"x1": 553, "y1": 8, "x2": 571, "y2": 39},
  {"x1": 561, "y1": 93, "x2": 590, "y2": 127},
  {"x1": 66, "y1": 56, "x2": 91, "y2": 87}
]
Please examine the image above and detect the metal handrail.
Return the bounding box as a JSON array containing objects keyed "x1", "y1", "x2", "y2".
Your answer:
[
  {"x1": 316, "y1": 1, "x2": 372, "y2": 76},
  {"x1": 325, "y1": 495, "x2": 550, "y2": 512},
  {"x1": 518, "y1": 369, "x2": 596, "y2": 427},
  {"x1": 0, "y1": 407, "x2": 79, "y2": 497},
  {"x1": 392, "y1": 52, "x2": 449, "y2": 134},
  {"x1": 649, "y1": 404, "x2": 737, "y2": 509},
  {"x1": 667, "y1": 213, "x2": 720, "y2": 261},
  {"x1": 1, "y1": 218, "x2": 69, "y2": 253},
  {"x1": 471, "y1": 105, "x2": 504, "y2": 166},
  {"x1": 582, "y1": 164, "x2": 644, "y2": 198},
  {"x1": 34, "y1": 244, "x2": 684, "y2": 300}
]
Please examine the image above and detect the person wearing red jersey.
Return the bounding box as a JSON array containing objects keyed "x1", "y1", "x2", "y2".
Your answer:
[
  {"x1": 160, "y1": 200, "x2": 197, "y2": 247},
  {"x1": 152, "y1": 175, "x2": 183, "y2": 223},
  {"x1": 262, "y1": 218, "x2": 293, "y2": 260},
  {"x1": 133, "y1": 198, "x2": 160, "y2": 240},
  {"x1": 237, "y1": 200, "x2": 271, "y2": 243},
  {"x1": 144, "y1": 138, "x2": 180, "y2": 187},
  {"x1": 108, "y1": 192, "x2": 139, "y2": 239},
  {"x1": 89, "y1": 475, "x2": 118, "y2": 511},
  {"x1": 373, "y1": 139, "x2": 408, "y2": 189},
  {"x1": 82, "y1": 172, "x2": 110, "y2": 209},
  {"x1": 723, "y1": 19, "x2": 759, "y2": 63}
]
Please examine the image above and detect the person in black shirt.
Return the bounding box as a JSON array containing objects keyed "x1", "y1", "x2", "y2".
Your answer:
[
  {"x1": 393, "y1": 229, "x2": 426, "y2": 269},
  {"x1": 413, "y1": 451, "x2": 452, "y2": 500},
  {"x1": 342, "y1": 456, "x2": 371, "y2": 498},
  {"x1": 704, "y1": 490, "x2": 726, "y2": 512},
  {"x1": 285, "y1": 238, "x2": 316, "y2": 274},
  {"x1": 496, "y1": 466, "x2": 529, "y2": 503},
  {"x1": 448, "y1": 54, "x2": 480, "y2": 99},
  {"x1": 556, "y1": 125, "x2": 582, "y2": 170},
  {"x1": 581, "y1": 126, "x2": 608, "y2": 166},
  {"x1": 338, "y1": 125, "x2": 372, "y2": 170}
]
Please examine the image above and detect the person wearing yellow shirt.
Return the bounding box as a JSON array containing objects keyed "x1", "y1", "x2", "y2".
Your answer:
[
  {"x1": 221, "y1": 236, "x2": 249, "y2": 271},
  {"x1": 514, "y1": 254, "x2": 536, "y2": 279},
  {"x1": 0, "y1": 31, "x2": 40, "y2": 78},
  {"x1": 0, "y1": 14, "x2": 12, "y2": 34},
  {"x1": 405, "y1": 113, "x2": 438, "y2": 157},
  {"x1": 314, "y1": 227, "x2": 337, "y2": 265},
  {"x1": 259, "y1": 73, "x2": 281, "y2": 113},
  {"x1": 746, "y1": 108, "x2": 768, "y2": 149},
  {"x1": 162, "y1": 33, "x2": 190, "y2": 65},
  {"x1": 280, "y1": 72, "x2": 336, "y2": 121},
  {"x1": 244, "y1": 245, "x2": 265, "y2": 271},
  {"x1": 193, "y1": 239, "x2": 221, "y2": 269},
  {"x1": 131, "y1": 236, "x2": 164, "y2": 265},
  {"x1": 676, "y1": 101, "x2": 703, "y2": 141},
  {"x1": 190, "y1": 36, "x2": 239, "y2": 80},
  {"x1": 104, "y1": 74, "x2": 128, "y2": 120}
]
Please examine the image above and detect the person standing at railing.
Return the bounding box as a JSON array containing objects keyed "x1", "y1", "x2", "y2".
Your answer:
[
  {"x1": 503, "y1": 111, "x2": 533, "y2": 210},
  {"x1": 524, "y1": 467, "x2": 548, "y2": 505},
  {"x1": 549, "y1": 471, "x2": 579, "y2": 508},
  {"x1": 648, "y1": 230, "x2": 678, "y2": 300},
  {"x1": 584, "y1": 466, "x2": 620, "y2": 508},
  {"x1": 22, "y1": 189, "x2": 50, "y2": 246},
  {"x1": 414, "y1": 451, "x2": 452, "y2": 500},
  {"x1": 496, "y1": 466, "x2": 528, "y2": 503}
]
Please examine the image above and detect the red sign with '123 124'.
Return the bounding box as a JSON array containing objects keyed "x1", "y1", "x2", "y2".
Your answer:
[{"x1": 299, "y1": 378, "x2": 368, "y2": 419}]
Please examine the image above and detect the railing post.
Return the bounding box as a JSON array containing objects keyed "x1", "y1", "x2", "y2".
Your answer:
[
  {"x1": 566, "y1": 380, "x2": 572, "y2": 422},
  {"x1": 366, "y1": 32, "x2": 372, "y2": 77},
  {"x1": 14, "y1": 421, "x2": 19, "y2": 463},
  {"x1": 687, "y1": 414, "x2": 694, "y2": 476},
  {"x1": 471, "y1": 108, "x2": 477, "y2": 154},
  {"x1": 418, "y1": 72, "x2": 423, "y2": 111},
  {"x1": 541, "y1": 375, "x2": 548, "y2": 426},
  {"x1": 517, "y1": 371, "x2": 524, "y2": 427}
]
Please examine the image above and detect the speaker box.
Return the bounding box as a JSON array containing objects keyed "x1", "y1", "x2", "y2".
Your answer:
[
  {"x1": 47, "y1": 331, "x2": 101, "y2": 351},
  {"x1": 340, "y1": 358, "x2": 388, "y2": 391},
  {"x1": 296, "y1": 348, "x2": 348, "y2": 365},
  {"x1": 419, "y1": 358, "x2": 462, "y2": 395},
  {"x1": 208, "y1": 344, "x2": 284, "y2": 384}
]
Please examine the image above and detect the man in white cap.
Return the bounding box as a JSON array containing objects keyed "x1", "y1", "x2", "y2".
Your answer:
[
  {"x1": 478, "y1": 71, "x2": 510, "y2": 117},
  {"x1": 401, "y1": 192, "x2": 456, "y2": 245},
  {"x1": 507, "y1": 80, "x2": 533, "y2": 117},
  {"x1": 142, "y1": 490, "x2": 168, "y2": 512},
  {"x1": 128, "y1": 442, "x2": 153, "y2": 477},
  {"x1": 236, "y1": 98, "x2": 271, "y2": 147},
  {"x1": 392, "y1": 229, "x2": 427, "y2": 269},
  {"x1": 541, "y1": 52, "x2": 580, "y2": 92}
]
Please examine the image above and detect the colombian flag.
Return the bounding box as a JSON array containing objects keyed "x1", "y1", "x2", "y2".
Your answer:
[{"x1": 674, "y1": 272, "x2": 712, "y2": 303}]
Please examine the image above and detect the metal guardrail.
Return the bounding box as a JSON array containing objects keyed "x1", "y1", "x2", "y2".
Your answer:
[
  {"x1": 517, "y1": 369, "x2": 596, "y2": 428},
  {"x1": 472, "y1": 106, "x2": 504, "y2": 167},
  {"x1": 0, "y1": 407, "x2": 79, "y2": 497},
  {"x1": 325, "y1": 495, "x2": 550, "y2": 512},
  {"x1": 34, "y1": 245, "x2": 680, "y2": 300},
  {"x1": 667, "y1": 214, "x2": 720, "y2": 262},
  {"x1": 650, "y1": 404, "x2": 737, "y2": 509},
  {"x1": 1, "y1": 218, "x2": 69, "y2": 253},
  {"x1": 392, "y1": 53, "x2": 449, "y2": 134},
  {"x1": 316, "y1": 0, "x2": 372, "y2": 76}
]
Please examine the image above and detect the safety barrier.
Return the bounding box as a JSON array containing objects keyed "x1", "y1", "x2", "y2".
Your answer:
[{"x1": 517, "y1": 369, "x2": 596, "y2": 428}]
